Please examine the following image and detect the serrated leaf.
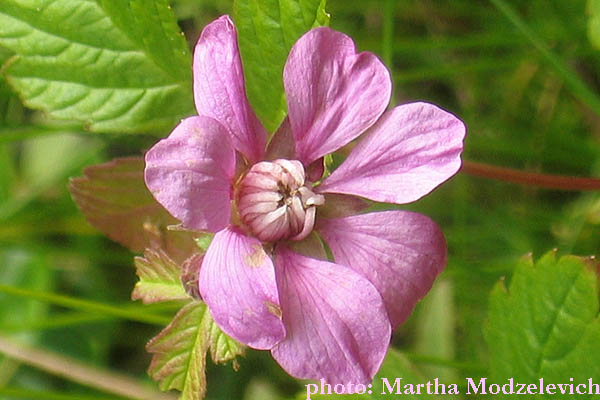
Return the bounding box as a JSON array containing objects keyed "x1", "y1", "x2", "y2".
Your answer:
[
  {"x1": 132, "y1": 249, "x2": 188, "y2": 304},
  {"x1": 147, "y1": 301, "x2": 245, "y2": 400},
  {"x1": 69, "y1": 157, "x2": 198, "y2": 264},
  {"x1": 109, "y1": 0, "x2": 191, "y2": 81},
  {"x1": 485, "y1": 251, "x2": 600, "y2": 398},
  {"x1": 147, "y1": 302, "x2": 208, "y2": 398},
  {"x1": 207, "y1": 320, "x2": 245, "y2": 364},
  {"x1": 0, "y1": 0, "x2": 193, "y2": 133},
  {"x1": 234, "y1": 0, "x2": 329, "y2": 132}
]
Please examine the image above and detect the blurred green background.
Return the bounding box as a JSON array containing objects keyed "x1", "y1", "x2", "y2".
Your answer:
[{"x1": 1, "y1": 0, "x2": 599, "y2": 399}]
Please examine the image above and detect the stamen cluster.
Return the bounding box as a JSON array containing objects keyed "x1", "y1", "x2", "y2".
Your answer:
[{"x1": 237, "y1": 159, "x2": 324, "y2": 242}]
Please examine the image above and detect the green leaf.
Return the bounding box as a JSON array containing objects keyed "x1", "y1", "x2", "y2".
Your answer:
[
  {"x1": 116, "y1": 0, "x2": 191, "y2": 81},
  {"x1": 68, "y1": 157, "x2": 198, "y2": 264},
  {"x1": 132, "y1": 249, "x2": 188, "y2": 304},
  {"x1": 194, "y1": 234, "x2": 214, "y2": 252},
  {"x1": 0, "y1": 0, "x2": 193, "y2": 133},
  {"x1": 485, "y1": 251, "x2": 600, "y2": 398},
  {"x1": 147, "y1": 301, "x2": 245, "y2": 400},
  {"x1": 234, "y1": 0, "x2": 329, "y2": 132},
  {"x1": 207, "y1": 319, "x2": 245, "y2": 364},
  {"x1": 299, "y1": 349, "x2": 438, "y2": 399}
]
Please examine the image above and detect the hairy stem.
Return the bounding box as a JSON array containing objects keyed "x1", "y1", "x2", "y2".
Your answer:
[{"x1": 462, "y1": 160, "x2": 600, "y2": 191}]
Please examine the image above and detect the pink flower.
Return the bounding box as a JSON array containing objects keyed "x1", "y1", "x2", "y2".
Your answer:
[{"x1": 144, "y1": 15, "x2": 465, "y2": 385}]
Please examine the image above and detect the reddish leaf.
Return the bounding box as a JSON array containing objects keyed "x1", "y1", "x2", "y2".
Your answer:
[{"x1": 69, "y1": 157, "x2": 198, "y2": 263}]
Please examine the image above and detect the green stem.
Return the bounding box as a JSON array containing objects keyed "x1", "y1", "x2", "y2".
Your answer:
[
  {"x1": 489, "y1": 0, "x2": 600, "y2": 115},
  {"x1": 0, "y1": 284, "x2": 172, "y2": 326},
  {"x1": 3, "y1": 302, "x2": 182, "y2": 332},
  {"x1": 2, "y1": 312, "x2": 111, "y2": 332}
]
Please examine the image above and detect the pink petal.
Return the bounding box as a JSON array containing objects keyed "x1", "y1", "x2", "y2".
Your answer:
[
  {"x1": 284, "y1": 27, "x2": 391, "y2": 165},
  {"x1": 317, "y1": 211, "x2": 447, "y2": 329},
  {"x1": 319, "y1": 102, "x2": 466, "y2": 204},
  {"x1": 271, "y1": 246, "x2": 391, "y2": 384},
  {"x1": 199, "y1": 227, "x2": 285, "y2": 349},
  {"x1": 193, "y1": 15, "x2": 266, "y2": 162},
  {"x1": 144, "y1": 116, "x2": 235, "y2": 232}
]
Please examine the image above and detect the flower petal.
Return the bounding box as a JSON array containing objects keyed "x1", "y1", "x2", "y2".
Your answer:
[
  {"x1": 144, "y1": 116, "x2": 235, "y2": 232},
  {"x1": 318, "y1": 102, "x2": 465, "y2": 204},
  {"x1": 317, "y1": 211, "x2": 447, "y2": 329},
  {"x1": 199, "y1": 227, "x2": 285, "y2": 349},
  {"x1": 193, "y1": 15, "x2": 266, "y2": 162},
  {"x1": 271, "y1": 246, "x2": 391, "y2": 384},
  {"x1": 284, "y1": 27, "x2": 391, "y2": 165}
]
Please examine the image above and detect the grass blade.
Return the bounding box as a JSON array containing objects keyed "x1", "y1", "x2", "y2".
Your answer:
[
  {"x1": 489, "y1": 0, "x2": 600, "y2": 115},
  {"x1": 0, "y1": 284, "x2": 172, "y2": 326}
]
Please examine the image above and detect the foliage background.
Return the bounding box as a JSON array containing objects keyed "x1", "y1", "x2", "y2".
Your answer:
[{"x1": 0, "y1": 0, "x2": 599, "y2": 399}]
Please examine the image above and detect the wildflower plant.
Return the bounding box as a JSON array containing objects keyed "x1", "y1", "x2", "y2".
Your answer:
[
  {"x1": 2, "y1": 0, "x2": 599, "y2": 399},
  {"x1": 68, "y1": 8, "x2": 466, "y2": 395},
  {"x1": 144, "y1": 14, "x2": 465, "y2": 386}
]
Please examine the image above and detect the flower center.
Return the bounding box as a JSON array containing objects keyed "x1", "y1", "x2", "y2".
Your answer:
[{"x1": 237, "y1": 159, "x2": 325, "y2": 242}]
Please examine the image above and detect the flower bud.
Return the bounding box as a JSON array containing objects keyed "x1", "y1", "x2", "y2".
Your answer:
[{"x1": 238, "y1": 159, "x2": 324, "y2": 242}]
